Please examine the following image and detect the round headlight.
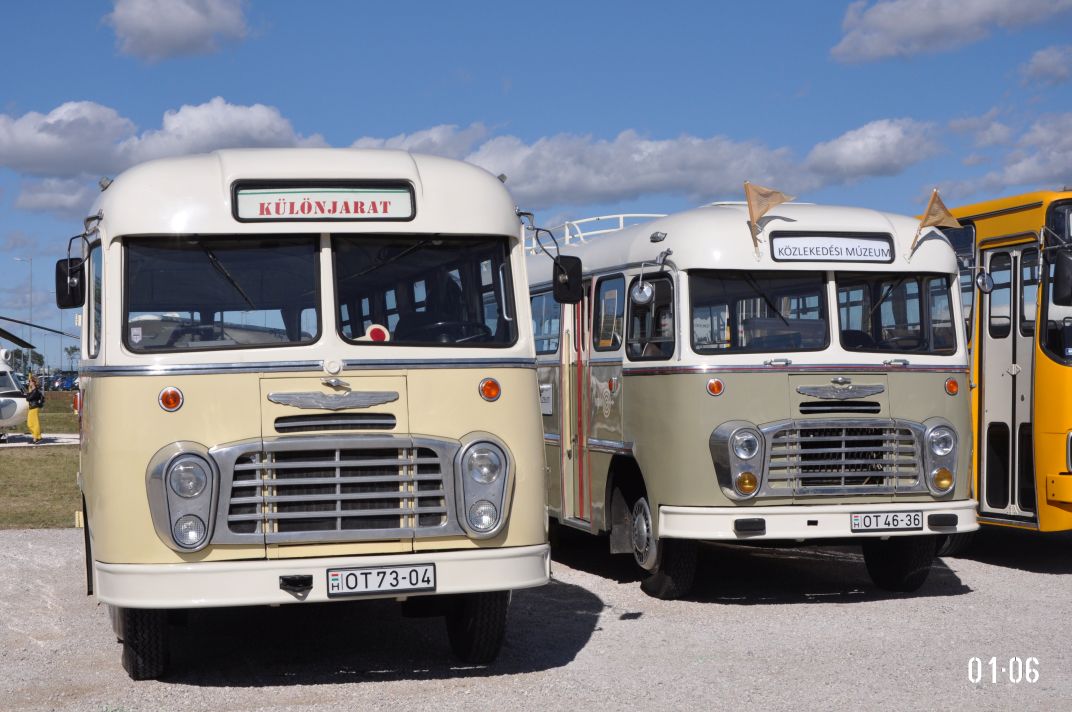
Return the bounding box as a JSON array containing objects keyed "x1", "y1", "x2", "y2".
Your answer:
[
  {"x1": 732, "y1": 431, "x2": 761, "y2": 460},
  {"x1": 168, "y1": 457, "x2": 209, "y2": 498},
  {"x1": 464, "y1": 445, "x2": 504, "y2": 484},
  {"x1": 173, "y1": 514, "x2": 206, "y2": 547},
  {"x1": 467, "y1": 500, "x2": 498, "y2": 532},
  {"x1": 928, "y1": 427, "x2": 956, "y2": 457}
]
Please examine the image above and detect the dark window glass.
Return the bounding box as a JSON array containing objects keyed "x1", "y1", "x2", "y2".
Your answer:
[
  {"x1": 124, "y1": 236, "x2": 319, "y2": 352},
  {"x1": 531, "y1": 292, "x2": 560, "y2": 355},
  {"x1": 1017, "y1": 423, "x2": 1036, "y2": 513},
  {"x1": 90, "y1": 242, "x2": 103, "y2": 358},
  {"x1": 334, "y1": 235, "x2": 516, "y2": 347},
  {"x1": 985, "y1": 422, "x2": 1010, "y2": 510},
  {"x1": 628, "y1": 276, "x2": 674, "y2": 360},
  {"x1": 690, "y1": 270, "x2": 827, "y2": 354},
  {"x1": 593, "y1": 276, "x2": 625, "y2": 352},
  {"x1": 836, "y1": 272, "x2": 956, "y2": 354},
  {"x1": 988, "y1": 253, "x2": 1012, "y2": 339},
  {"x1": 1020, "y1": 248, "x2": 1039, "y2": 336}
]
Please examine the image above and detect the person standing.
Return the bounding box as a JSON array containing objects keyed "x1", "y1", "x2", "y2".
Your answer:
[{"x1": 25, "y1": 374, "x2": 44, "y2": 444}]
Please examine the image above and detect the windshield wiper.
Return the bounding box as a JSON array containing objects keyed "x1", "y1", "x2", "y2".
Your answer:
[
  {"x1": 743, "y1": 273, "x2": 789, "y2": 327},
  {"x1": 866, "y1": 275, "x2": 910, "y2": 324},
  {"x1": 202, "y1": 245, "x2": 256, "y2": 310},
  {"x1": 341, "y1": 239, "x2": 432, "y2": 284}
]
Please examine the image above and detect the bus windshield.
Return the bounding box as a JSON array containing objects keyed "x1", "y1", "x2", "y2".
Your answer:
[
  {"x1": 334, "y1": 235, "x2": 517, "y2": 346},
  {"x1": 836, "y1": 272, "x2": 956, "y2": 355},
  {"x1": 124, "y1": 236, "x2": 320, "y2": 352},
  {"x1": 690, "y1": 270, "x2": 828, "y2": 353},
  {"x1": 689, "y1": 270, "x2": 957, "y2": 356}
]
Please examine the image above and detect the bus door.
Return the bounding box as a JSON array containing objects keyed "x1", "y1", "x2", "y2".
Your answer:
[
  {"x1": 979, "y1": 244, "x2": 1039, "y2": 523},
  {"x1": 558, "y1": 279, "x2": 594, "y2": 525}
]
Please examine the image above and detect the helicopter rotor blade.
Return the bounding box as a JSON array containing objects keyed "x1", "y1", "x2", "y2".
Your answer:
[
  {"x1": 0, "y1": 325, "x2": 35, "y2": 349},
  {"x1": 0, "y1": 314, "x2": 80, "y2": 340}
]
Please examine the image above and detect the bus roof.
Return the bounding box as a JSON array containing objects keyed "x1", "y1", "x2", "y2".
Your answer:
[
  {"x1": 527, "y1": 202, "x2": 957, "y2": 285},
  {"x1": 92, "y1": 148, "x2": 520, "y2": 241}
]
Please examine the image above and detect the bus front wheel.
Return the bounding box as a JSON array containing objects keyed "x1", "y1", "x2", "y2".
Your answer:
[
  {"x1": 631, "y1": 495, "x2": 698, "y2": 600},
  {"x1": 862, "y1": 536, "x2": 937, "y2": 593},
  {"x1": 445, "y1": 591, "x2": 510, "y2": 664},
  {"x1": 116, "y1": 607, "x2": 169, "y2": 680}
]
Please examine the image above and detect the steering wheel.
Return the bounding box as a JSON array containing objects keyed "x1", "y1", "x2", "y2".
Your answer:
[{"x1": 406, "y1": 320, "x2": 492, "y2": 343}]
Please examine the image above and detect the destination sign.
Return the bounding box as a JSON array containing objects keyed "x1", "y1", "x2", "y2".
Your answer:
[
  {"x1": 770, "y1": 235, "x2": 894, "y2": 263},
  {"x1": 234, "y1": 184, "x2": 414, "y2": 221}
]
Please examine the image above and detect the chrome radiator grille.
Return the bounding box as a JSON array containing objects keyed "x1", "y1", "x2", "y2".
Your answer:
[
  {"x1": 214, "y1": 436, "x2": 462, "y2": 544},
  {"x1": 762, "y1": 420, "x2": 922, "y2": 495}
]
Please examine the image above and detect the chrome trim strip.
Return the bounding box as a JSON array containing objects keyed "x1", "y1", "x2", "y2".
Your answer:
[
  {"x1": 80, "y1": 357, "x2": 538, "y2": 376},
  {"x1": 586, "y1": 438, "x2": 634, "y2": 455},
  {"x1": 267, "y1": 391, "x2": 399, "y2": 410},
  {"x1": 342, "y1": 358, "x2": 537, "y2": 370},
  {"x1": 588, "y1": 357, "x2": 621, "y2": 365},
  {"x1": 624, "y1": 364, "x2": 969, "y2": 376},
  {"x1": 82, "y1": 361, "x2": 322, "y2": 376}
]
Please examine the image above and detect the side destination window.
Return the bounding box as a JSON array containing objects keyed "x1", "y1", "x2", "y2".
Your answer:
[
  {"x1": 592, "y1": 275, "x2": 625, "y2": 352},
  {"x1": 627, "y1": 275, "x2": 674, "y2": 361},
  {"x1": 531, "y1": 292, "x2": 560, "y2": 355},
  {"x1": 988, "y1": 252, "x2": 1012, "y2": 339},
  {"x1": 89, "y1": 241, "x2": 103, "y2": 358}
]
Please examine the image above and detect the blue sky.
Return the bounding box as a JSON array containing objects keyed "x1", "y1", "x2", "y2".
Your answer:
[{"x1": 1, "y1": 0, "x2": 1071, "y2": 368}]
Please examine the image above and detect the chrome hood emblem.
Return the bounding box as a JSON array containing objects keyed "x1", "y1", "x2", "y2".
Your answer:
[
  {"x1": 796, "y1": 383, "x2": 885, "y2": 400},
  {"x1": 267, "y1": 391, "x2": 399, "y2": 411}
]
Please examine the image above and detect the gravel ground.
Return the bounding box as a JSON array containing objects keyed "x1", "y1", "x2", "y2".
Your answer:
[{"x1": 2, "y1": 526, "x2": 1069, "y2": 712}]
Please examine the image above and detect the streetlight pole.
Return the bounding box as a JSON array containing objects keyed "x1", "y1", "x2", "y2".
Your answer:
[{"x1": 13, "y1": 256, "x2": 32, "y2": 373}]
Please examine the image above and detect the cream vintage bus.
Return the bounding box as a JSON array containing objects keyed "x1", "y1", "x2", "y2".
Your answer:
[
  {"x1": 55, "y1": 148, "x2": 549, "y2": 679},
  {"x1": 528, "y1": 204, "x2": 978, "y2": 599}
]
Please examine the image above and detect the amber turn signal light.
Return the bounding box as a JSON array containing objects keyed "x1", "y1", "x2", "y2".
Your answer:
[
  {"x1": 735, "y1": 471, "x2": 758, "y2": 495},
  {"x1": 707, "y1": 378, "x2": 725, "y2": 396},
  {"x1": 158, "y1": 386, "x2": 184, "y2": 412},
  {"x1": 479, "y1": 378, "x2": 501, "y2": 402},
  {"x1": 944, "y1": 378, "x2": 959, "y2": 396}
]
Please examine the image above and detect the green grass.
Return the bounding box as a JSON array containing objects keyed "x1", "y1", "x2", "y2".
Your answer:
[
  {"x1": 1, "y1": 391, "x2": 81, "y2": 528},
  {"x1": 0, "y1": 390, "x2": 79, "y2": 436},
  {"x1": 0, "y1": 446, "x2": 81, "y2": 528}
]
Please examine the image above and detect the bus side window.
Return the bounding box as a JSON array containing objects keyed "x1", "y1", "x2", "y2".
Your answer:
[
  {"x1": 627, "y1": 276, "x2": 674, "y2": 361},
  {"x1": 89, "y1": 242, "x2": 103, "y2": 358},
  {"x1": 593, "y1": 275, "x2": 625, "y2": 352},
  {"x1": 989, "y1": 253, "x2": 1012, "y2": 339},
  {"x1": 531, "y1": 292, "x2": 560, "y2": 354},
  {"x1": 1020, "y1": 248, "x2": 1039, "y2": 336}
]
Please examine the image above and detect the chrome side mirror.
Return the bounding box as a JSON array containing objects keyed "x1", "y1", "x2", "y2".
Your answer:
[
  {"x1": 975, "y1": 270, "x2": 994, "y2": 295},
  {"x1": 630, "y1": 280, "x2": 654, "y2": 305}
]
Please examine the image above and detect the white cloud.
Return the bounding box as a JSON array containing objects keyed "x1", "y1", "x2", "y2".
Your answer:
[
  {"x1": 0, "y1": 97, "x2": 322, "y2": 179},
  {"x1": 1000, "y1": 113, "x2": 1072, "y2": 186},
  {"x1": 464, "y1": 130, "x2": 801, "y2": 210},
  {"x1": 805, "y1": 118, "x2": 940, "y2": 180},
  {"x1": 948, "y1": 109, "x2": 1012, "y2": 147},
  {"x1": 0, "y1": 101, "x2": 135, "y2": 177},
  {"x1": 832, "y1": 0, "x2": 1072, "y2": 62},
  {"x1": 106, "y1": 0, "x2": 248, "y2": 62},
  {"x1": 119, "y1": 96, "x2": 325, "y2": 164},
  {"x1": 351, "y1": 123, "x2": 490, "y2": 160},
  {"x1": 1020, "y1": 45, "x2": 1072, "y2": 85},
  {"x1": 14, "y1": 179, "x2": 98, "y2": 219}
]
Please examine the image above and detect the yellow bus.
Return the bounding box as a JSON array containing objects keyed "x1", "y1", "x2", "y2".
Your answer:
[
  {"x1": 54, "y1": 148, "x2": 550, "y2": 679},
  {"x1": 944, "y1": 190, "x2": 1072, "y2": 541}
]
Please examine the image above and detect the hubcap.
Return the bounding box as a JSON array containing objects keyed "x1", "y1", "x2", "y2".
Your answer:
[{"x1": 631, "y1": 498, "x2": 658, "y2": 570}]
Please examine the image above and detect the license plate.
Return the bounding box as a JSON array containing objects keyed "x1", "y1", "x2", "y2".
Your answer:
[
  {"x1": 851, "y1": 511, "x2": 923, "y2": 532},
  {"x1": 326, "y1": 564, "x2": 436, "y2": 598}
]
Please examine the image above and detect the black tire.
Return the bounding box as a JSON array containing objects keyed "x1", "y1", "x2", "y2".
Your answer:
[
  {"x1": 640, "y1": 538, "x2": 699, "y2": 600},
  {"x1": 118, "y1": 607, "x2": 169, "y2": 680},
  {"x1": 446, "y1": 591, "x2": 510, "y2": 664},
  {"x1": 936, "y1": 531, "x2": 977, "y2": 557},
  {"x1": 862, "y1": 536, "x2": 937, "y2": 593}
]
